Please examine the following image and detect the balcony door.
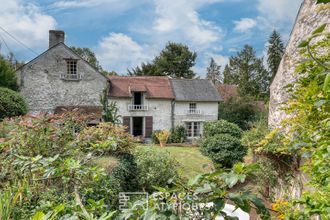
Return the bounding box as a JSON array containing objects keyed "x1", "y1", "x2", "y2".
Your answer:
[{"x1": 133, "y1": 92, "x2": 143, "y2": 105}]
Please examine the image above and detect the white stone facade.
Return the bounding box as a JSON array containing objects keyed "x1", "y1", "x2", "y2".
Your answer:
[{"x1": 17, "y1": 43, "x2": 107, "y2": 114}]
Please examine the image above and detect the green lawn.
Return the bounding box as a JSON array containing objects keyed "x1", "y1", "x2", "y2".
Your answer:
[{"x1": 138, "y1": 145, "x2": 214, "y2": 179}]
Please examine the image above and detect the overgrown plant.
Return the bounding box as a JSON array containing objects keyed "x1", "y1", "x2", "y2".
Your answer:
[
  {"x1": 256, "y1": 17, "x2": 330, "y2": 218},
  {"x1": 100, "y1": 87, "x2": 120, "y2": 123},
  {"x1": 118, "y1": 163, "x2": 270, "y2": 219}
]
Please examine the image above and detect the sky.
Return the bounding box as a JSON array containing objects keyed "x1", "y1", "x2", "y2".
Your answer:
[{"x1": 0, "y1": 0, "x2": 303, "y2": 76}]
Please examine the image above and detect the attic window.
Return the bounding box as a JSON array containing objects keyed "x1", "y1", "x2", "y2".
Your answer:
[{"x1": 66, "y1": 59, "x2": 77, "y2": 75}]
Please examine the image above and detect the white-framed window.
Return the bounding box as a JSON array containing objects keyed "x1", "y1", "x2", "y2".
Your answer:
[
  {"x1": 189, "y1": 103, "x2": 197, "y2": 114},
  {"x1": 185, "y1": 121, "x2": 201, "y2": 137},
  {"x1": 66, "y1": 59, "x2": 77, "y2": 75}
]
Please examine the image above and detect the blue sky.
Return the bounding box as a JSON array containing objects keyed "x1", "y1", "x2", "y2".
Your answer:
[{"x1": 0, "y1": 0, "x2": 302, "y2": 76}]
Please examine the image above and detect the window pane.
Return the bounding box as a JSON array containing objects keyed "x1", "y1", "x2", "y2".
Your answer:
[
  {"x1": 193, "y1": 122, "x2": 201, "y2": 137},
  {"x1": 186, "y1": 122, "x2": 192, "y2": 137}
]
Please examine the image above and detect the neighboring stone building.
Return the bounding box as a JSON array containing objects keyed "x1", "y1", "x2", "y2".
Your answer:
[
  {"x1": 269, "y1": 0, "x2": 330, "y2": 127},
  {"x1": 17, "y1": 30, "x2": 108, "y2": 114},
  {"x1": 107, "y1": 76, "x2": 221, "y2": 139}
]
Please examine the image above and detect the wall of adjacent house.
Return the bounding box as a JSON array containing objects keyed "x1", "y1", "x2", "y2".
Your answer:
[
  {"x1": 269, "y1": 0, "x2": 330, "y2": 127},
  {"x1": 108, "y1": 97, "x2": 172, "y2": 131},
  {"x1": 17, "y1": 44, "x2": 107, "y2": 114},
  {"x1": 173, "y1": 101, "x2": 218, "y2": 127}
]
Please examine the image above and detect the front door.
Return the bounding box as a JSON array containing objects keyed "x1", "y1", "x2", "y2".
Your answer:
[{"x1": 132, "y1": 117, "x2": 143, "y2": 136}]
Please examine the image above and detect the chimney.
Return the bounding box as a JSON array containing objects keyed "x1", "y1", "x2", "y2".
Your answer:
[{"x1": 49, "y1": 30, "x2": 65, "y2": 48}]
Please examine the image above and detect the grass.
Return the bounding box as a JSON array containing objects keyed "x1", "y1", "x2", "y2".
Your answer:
[{"x1": 138, "y1": 145, "x2": 214, "y2": 179}]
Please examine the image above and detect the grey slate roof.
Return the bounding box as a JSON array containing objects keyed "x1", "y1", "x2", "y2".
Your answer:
[{"x1": 170, "y1": 79, "x2": 223, "y2": 102}]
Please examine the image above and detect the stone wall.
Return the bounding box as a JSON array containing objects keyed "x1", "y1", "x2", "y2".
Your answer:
[
  {"x1": 269, "y1": 0, "x2": 330, "y2": 127},
  {"x1": 17, "y1": 43, "x2": 107, "y2": 114}
]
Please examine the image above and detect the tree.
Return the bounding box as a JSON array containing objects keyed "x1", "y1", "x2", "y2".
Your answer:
[
  {"x1": 225, "y1": 45, "x2": 269, "y2": 99},
  {"x1": 154, "y1": 42, "x2": 197, "y2": 78},
  {"x1": 223, "y1": 64, "x2": 234, "y2": 84},
  {"x1": 127, "y1": 62, "x2": 161, "y2": 76},
  {"x1": 206, "y1": 58, "x2": 222, "y2": 84},
  {"x1": 128, "y1": 42, "x2": 197, "y2": 78},
  {"x1": 0, "y1": 55, "x2": 18, "y2": 91},
  {"x1": 70, "y1": 47, "x2": 102, "y2": 71},
  {"x1": 267, "y1": 30, "x2": 284, "y2": 82}
]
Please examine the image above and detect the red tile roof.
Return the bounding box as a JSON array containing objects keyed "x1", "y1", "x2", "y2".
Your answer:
[{"x1": 108, "y1": 76, "x2": 175, "y2": 99}]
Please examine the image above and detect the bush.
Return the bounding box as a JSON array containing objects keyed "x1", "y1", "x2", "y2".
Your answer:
[
  {"x1": 0, "y1": 57, "x2": 18, "y2": 91},
  {"x1": 151, "y1": 130, "x2": 161, "y2": 144},
  {"x1": 218, "y1": 98, "x2": 259, "y2": 130},
  {"x1": 200, "y1": 134, "x2": 247, "y2": 168},
  {"x1": 0, "y1": 87, "x2": 27, "y2": 120},
  {"x1": 134, "y1": 148, "x2": 179, "y2": 192},
  {"x1": 203, "y1": 119, "x2": 242, "y2": 139},
  {"x1": 169, "y1": 125, "x2": 186, "y2": 143}
]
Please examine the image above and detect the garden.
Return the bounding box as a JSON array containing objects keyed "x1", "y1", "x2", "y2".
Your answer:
[{"x1": 0, "y1": 5, "x2": 329, "y2": 219}]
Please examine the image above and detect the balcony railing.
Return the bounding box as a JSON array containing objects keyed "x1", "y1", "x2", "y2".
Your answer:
[
  {"x1": 60, "y1": 73, "x2": 82, "y2": 81},
  {"x1": 185, "y1": 109, "x2": 202, "y2": 115},
  {"x1": 128, "y1": 104, "x2": 148, "y2": 111}
]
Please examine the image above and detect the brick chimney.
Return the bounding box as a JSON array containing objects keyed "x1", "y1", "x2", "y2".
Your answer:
[{"x1": 49, "y1": 30, "x2": 65, "y2": 48}]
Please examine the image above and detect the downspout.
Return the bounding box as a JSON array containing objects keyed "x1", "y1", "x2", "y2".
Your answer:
[{"x1": 171, "y1": 99, "x2": 175, "y2": 130}]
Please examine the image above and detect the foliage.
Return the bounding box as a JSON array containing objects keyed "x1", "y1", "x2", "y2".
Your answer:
[
  {"x1": 169, "y1": 125, "x2": 186, "y2": 143},
  {"x1": 267, "y1": 30, "x2": 284, "y2": 82},
  {"x1": 0, "y1": 113, "x2": 136, "y2": 219},
  {"x1": 78, "y1": 122, "x2": 135, "y2": 155},
  {"x1": 0, "y1": 87, "x2": 27, "y2": 120},
  {"x1": 100, "y1": 87, "x2": 120, "y2": 123},
  {"x1": 206, "y1": 58, "x2": 222, "y2": 84},
  {"x1": 203, "y1": 119, "x2": 242, "y2": 139},
  {"x1": 134, "y1": 148, "x2": 179, "y2": 193},
  {"x1": 224, "y1": 45, "x2": 270, "y2": 99},
  {"x1": 127, "y1": 62, "x2": 160, "y2": 76},
  {"x1": 118, "y1": 163, "x2": 270, "y2": 219},
  {"x1": 71, "y1": 46, "x2": 102, "y2": 71},
  {"x1": 128, "y1": 42, "x2": 197, "y2": 78},
  {"x1": 155, "y1": 129, "x2": 170, "y2": 143},
  {"x1": 200, "y1": 134, "x2": 247, "y2": 168},
  {"x1": 218, "y1": 97, "x2": 259, "y2": 130},
  {"x1": 0, "y1": 55, "x2": 18, "y2": 91},
  {"x1": 151, "y1": 130, "x2": 161, "y2": 144},
  {"x1": 256, "y1": 19, "x2": 330, "y2": 218}
]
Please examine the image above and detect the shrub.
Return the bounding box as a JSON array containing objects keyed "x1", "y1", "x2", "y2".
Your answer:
[
  {"x1": 78, "y1": 122, "x2": 135, "y2": 155},
  {"x1": 155, "y1": 130, "x2": 170, "y2": 144},
  {"x1": 218, "y1": 98, "x2": 259, "y2": 130},
  {"x1": 134, "y1": 148, "x2": 179, "y2": 192},
  {"x1": 0, "y1": 57, "x2": 18, "y2": 91},
  {"x1": 0, "y1": 87, "x2": 27, "y2": 120},
  {"x1": 151, "y1": 130, "x2": 162, "y2": 144},
  {"x1": 203, "y1": 119, "x2": 242, "y2": 139},
  {"x1": 169, "y1": 125, "x2": 186, "y2": 143},
  {"x1": 200, "y1": 134, "x2": 247, "y2": 168}
]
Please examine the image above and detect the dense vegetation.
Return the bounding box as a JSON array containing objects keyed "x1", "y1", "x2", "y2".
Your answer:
[
  {"x1": 201, "y1": 120, "x2": 247, "y2": 168},
  {"x1": 0, "y1": 87, "x2": 27, "y2": 120}
]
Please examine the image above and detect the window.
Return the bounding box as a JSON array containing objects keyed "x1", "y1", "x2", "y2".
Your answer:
[
  {"x1": 189, "y1": 103, "x2": 196, "y2": 114},
  {"x1": 185, "y1": 122, "x2": 201, "y2": 137},
  {"x1": 66, "y1": 59, "x2": 77, "y2": 75}
]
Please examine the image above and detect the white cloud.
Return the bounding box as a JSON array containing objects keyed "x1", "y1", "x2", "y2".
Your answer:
[
  {"x1": 205, "y1": 53, "x2": 229, "y2": 70},
  {"x1": 96, "y1": 33, "x2": 153, "y2": 74},
  {"x1": 234, "y1": 18, "x2": 257, "y2": 32},
  {"x1": 257, "y1": 0, "x2": 302, "y2": 23},
  {"x1": 152, "y1": 0, "x2": 223, "y2": 46},
  {"x1": 0, "y1": 0, "x2": 56, "y2": 52}
]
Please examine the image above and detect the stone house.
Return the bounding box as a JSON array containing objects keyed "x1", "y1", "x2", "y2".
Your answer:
[
  {"x1": 108, "y1": 76, "x2": 222, "y2": 139},
  {"x1": 16, "y1": 30, "x2": 108, "y2": 115},
  {"x1": 17, "y1": 30, "x2": 221, "y2": 139}
]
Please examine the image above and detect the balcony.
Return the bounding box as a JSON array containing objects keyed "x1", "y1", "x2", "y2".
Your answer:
[
  {"x1": 185, "y1": 109, "x2": 202, "y2": 115},
  {"x1": 128, "y1": 104, "x2": 148, "y2": 111},
  {"x1": 60, "y1": 73, "x2": 82, "y2": 81}
]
